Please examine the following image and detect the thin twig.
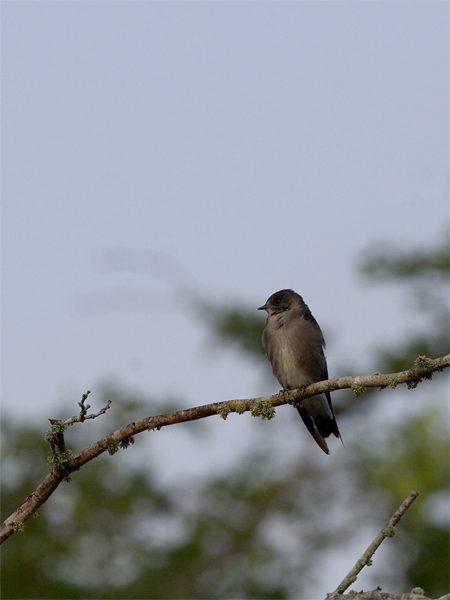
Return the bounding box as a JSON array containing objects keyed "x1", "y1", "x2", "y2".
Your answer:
[
  {"x1": 330, "y1": 491, "x2": 419, "y2": 595},
  {"x1": 64, "y1": 391, "x2": 112, "y2": 426}
]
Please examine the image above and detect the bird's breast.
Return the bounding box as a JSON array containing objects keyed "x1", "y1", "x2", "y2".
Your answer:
[{"x1": 268, "y1": 327, "x2": 312, "y2": 389}]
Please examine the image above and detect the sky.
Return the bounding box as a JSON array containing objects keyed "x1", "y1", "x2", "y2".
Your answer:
[{"x1": 2, "y1": 1, "x2": 449, "y2": 594}]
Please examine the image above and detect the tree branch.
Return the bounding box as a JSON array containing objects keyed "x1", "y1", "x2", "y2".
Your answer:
[
  {"x1": 64, "y1": 390, "x2": 112, "y2": 426},
  {"x1": 1, "y1": 355, "x2": 448, "y2": 544},
  {"x1": 329, "y1": 491, "x2": 419, "y2": 596},
  {"x1": 328, "y1": 592, "x2": 450, "y2": 600}
]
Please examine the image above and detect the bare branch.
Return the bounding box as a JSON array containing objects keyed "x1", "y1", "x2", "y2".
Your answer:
[
  {"x1": 329, "y1": 491, "x2": 419, "y2": 596},
  {"x1": 329, "y1": 592, "x2": 450, "y2": 600},
  {"x1": 64, "y1": 390, "x2": 112, "y2": 426},
  {"x1": 1, "y1": 355, "x2": 448, "y2": 544}
]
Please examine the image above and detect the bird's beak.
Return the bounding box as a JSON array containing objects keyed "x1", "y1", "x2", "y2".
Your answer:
[{"x1": 258, "y1": 305, "x2": 267, "y2": 311}]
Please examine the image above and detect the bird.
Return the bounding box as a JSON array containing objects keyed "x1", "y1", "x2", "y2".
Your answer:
[{"x1": 258, "y1": 289, "x2": 341, "y2": 454}]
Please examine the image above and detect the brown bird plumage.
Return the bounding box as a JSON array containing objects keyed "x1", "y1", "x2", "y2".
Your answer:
[{"x1": 258, "y1": 289, "x2": 340, "y2": 454}]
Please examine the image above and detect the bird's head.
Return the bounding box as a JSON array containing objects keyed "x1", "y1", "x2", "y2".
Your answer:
[{"x1": 258, "y1": 289, "x2": 301, "y2": 316}]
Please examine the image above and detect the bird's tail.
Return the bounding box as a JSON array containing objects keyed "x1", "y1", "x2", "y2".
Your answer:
[{"x1": 296, "y1": 404, "x2": 331, "y2": 455}]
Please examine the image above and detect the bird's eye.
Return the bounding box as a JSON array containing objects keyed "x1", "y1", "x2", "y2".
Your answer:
[{"x1": 275, "y1": 297, "x2": 281, "y2": 304}]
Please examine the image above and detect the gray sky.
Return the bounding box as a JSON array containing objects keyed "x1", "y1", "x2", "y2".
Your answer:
[
  {"x1": 2, "y1": 2, "x2": 448, "y2": 592},
  {"x1": 3, "y1": 1, "x2": 447, "y2": 416}
]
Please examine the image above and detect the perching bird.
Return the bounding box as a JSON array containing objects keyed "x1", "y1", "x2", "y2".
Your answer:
[{"x1": 258, "y1": 289, "x2": 340, "y2": 454}]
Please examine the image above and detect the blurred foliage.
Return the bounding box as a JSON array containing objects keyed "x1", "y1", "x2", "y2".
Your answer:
[
  {"x1": 348, "y1": 408, "x2": 449, "y2": 596},
  {"x1": 359, "y1": 231, "x2": 449, "y2": 372},
  {"x1": 359, "y1": 234, "x2": 449, "y2": 280},
  {"x1": 211, "y1": 308, "x2": 266, "y2": 359},
  {"x1": 2, "y1": 234, "x2": 449, "y2": 598}
]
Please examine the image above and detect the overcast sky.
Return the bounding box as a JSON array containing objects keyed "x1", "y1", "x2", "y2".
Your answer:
[
  {"x1": 2, "y1": 1, "x2": 448, "y2": 595},
  {"x1": 3, "y1": 0, "x2": 448, "y2": 415}
]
